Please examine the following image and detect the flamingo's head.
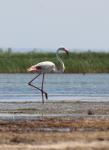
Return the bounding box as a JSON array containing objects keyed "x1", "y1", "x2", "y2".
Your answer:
[{"x1": 58, "y1": 47, "x2": 69, "y2": 55}]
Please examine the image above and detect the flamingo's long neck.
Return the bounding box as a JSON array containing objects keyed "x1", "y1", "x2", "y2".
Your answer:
[{"x1": 56, "y1": 49, "x2": 65, "y2": 73}]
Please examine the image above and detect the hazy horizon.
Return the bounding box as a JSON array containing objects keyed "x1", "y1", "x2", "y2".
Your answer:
[{"x1": 1, "y1": 47, "x2": 109, "y2": 53}]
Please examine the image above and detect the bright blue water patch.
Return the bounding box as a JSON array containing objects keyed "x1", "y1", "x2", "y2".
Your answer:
[{"x1": 0, "y1": 73, "x2": 109, "y2": 102}]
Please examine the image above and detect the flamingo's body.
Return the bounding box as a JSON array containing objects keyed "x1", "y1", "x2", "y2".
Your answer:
[
  {"x1": 27, "y1": 61, "x2": 56, "y2": 73},
  {"x1": 27, "y1": 47, "x2": 69, "y2": 103}
]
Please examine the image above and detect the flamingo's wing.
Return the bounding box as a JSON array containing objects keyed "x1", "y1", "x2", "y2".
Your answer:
[{"x1": 36, "y1": 61, "x2": 56, "y2": 73}]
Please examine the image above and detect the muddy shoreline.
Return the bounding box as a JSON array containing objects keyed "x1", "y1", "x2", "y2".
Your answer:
[
  {"x1": 0, "y1": 101, "x2": 109, "y2": 115},
  {"x1": 0, "y1": 118, "x2": 109, "y2": 149},
  {"x1": 0, "y1": 101, "x2": 109, "y2": 149}
]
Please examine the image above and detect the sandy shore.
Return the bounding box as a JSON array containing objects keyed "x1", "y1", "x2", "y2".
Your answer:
[
  {"x1": 0, "y1": 118, "x2": 109, "y2": 149},
  {"x1": 0, "y1": 101, "x2": 109, "y2": 150}
]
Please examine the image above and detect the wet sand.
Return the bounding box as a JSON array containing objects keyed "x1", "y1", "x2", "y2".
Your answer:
[
  {"x1": 0, "y1": 101, "x2": 109, "y2": 150},
  {"x1": 0, "y1": 101, "x2": 109, "y2": 115}
]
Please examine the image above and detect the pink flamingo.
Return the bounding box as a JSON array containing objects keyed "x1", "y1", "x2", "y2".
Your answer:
[{"x1": 27, "y1": 47, "x2": 69, "y2": 103}]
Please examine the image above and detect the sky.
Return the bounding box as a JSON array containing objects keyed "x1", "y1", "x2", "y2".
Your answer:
[{"x1": 0, "y1": 0, "x2": 109, "y2": 51}]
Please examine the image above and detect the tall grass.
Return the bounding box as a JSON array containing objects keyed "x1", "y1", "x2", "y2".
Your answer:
[
  {"x1": 0, "y1": 50, "x2": 109, "y2": 73},
  {"x1": 66, "y1": 52, "x2": 109, "y2": 73}
]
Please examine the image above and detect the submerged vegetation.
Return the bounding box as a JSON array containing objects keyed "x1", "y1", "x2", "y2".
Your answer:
[{"x1": 0, "y1": 49, "x2": 109, "y2": 73}]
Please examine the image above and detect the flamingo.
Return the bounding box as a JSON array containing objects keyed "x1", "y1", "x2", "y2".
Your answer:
[{"x1": 27, "y1": 47, "x2": 69, "y2": 103}]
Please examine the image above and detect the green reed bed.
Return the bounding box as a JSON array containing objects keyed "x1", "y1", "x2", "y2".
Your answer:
[{"x1": 0, "y1": 50, "x2": 109, "y2": 73}]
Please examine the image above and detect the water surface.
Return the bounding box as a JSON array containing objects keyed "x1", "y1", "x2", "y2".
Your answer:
[{"x1": 0, "y1": 73, "x2": 109, "y2": 102}]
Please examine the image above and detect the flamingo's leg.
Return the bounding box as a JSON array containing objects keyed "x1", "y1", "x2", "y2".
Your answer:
[
  {"x1": 28, "y1": 73, "x2": 48, "y2": 103},
  {"x1": 41, "y1": 74, "x2": 44, "y2": 103},
  {"x1": 41, "y1": 73, "x2": 48, "y2": 103}
]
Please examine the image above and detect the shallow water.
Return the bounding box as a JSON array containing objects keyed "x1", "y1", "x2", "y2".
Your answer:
[
  {"x1": 0, "y1": 73, "x2": 109, "y2": 102},
  {"x1": 0, "y1": 113, "x2": 109, "y2": 121}
]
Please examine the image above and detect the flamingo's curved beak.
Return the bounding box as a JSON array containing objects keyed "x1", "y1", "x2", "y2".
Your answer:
[{"x1": 64, "y1": 48, "x2": 69, "y2": 55}]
